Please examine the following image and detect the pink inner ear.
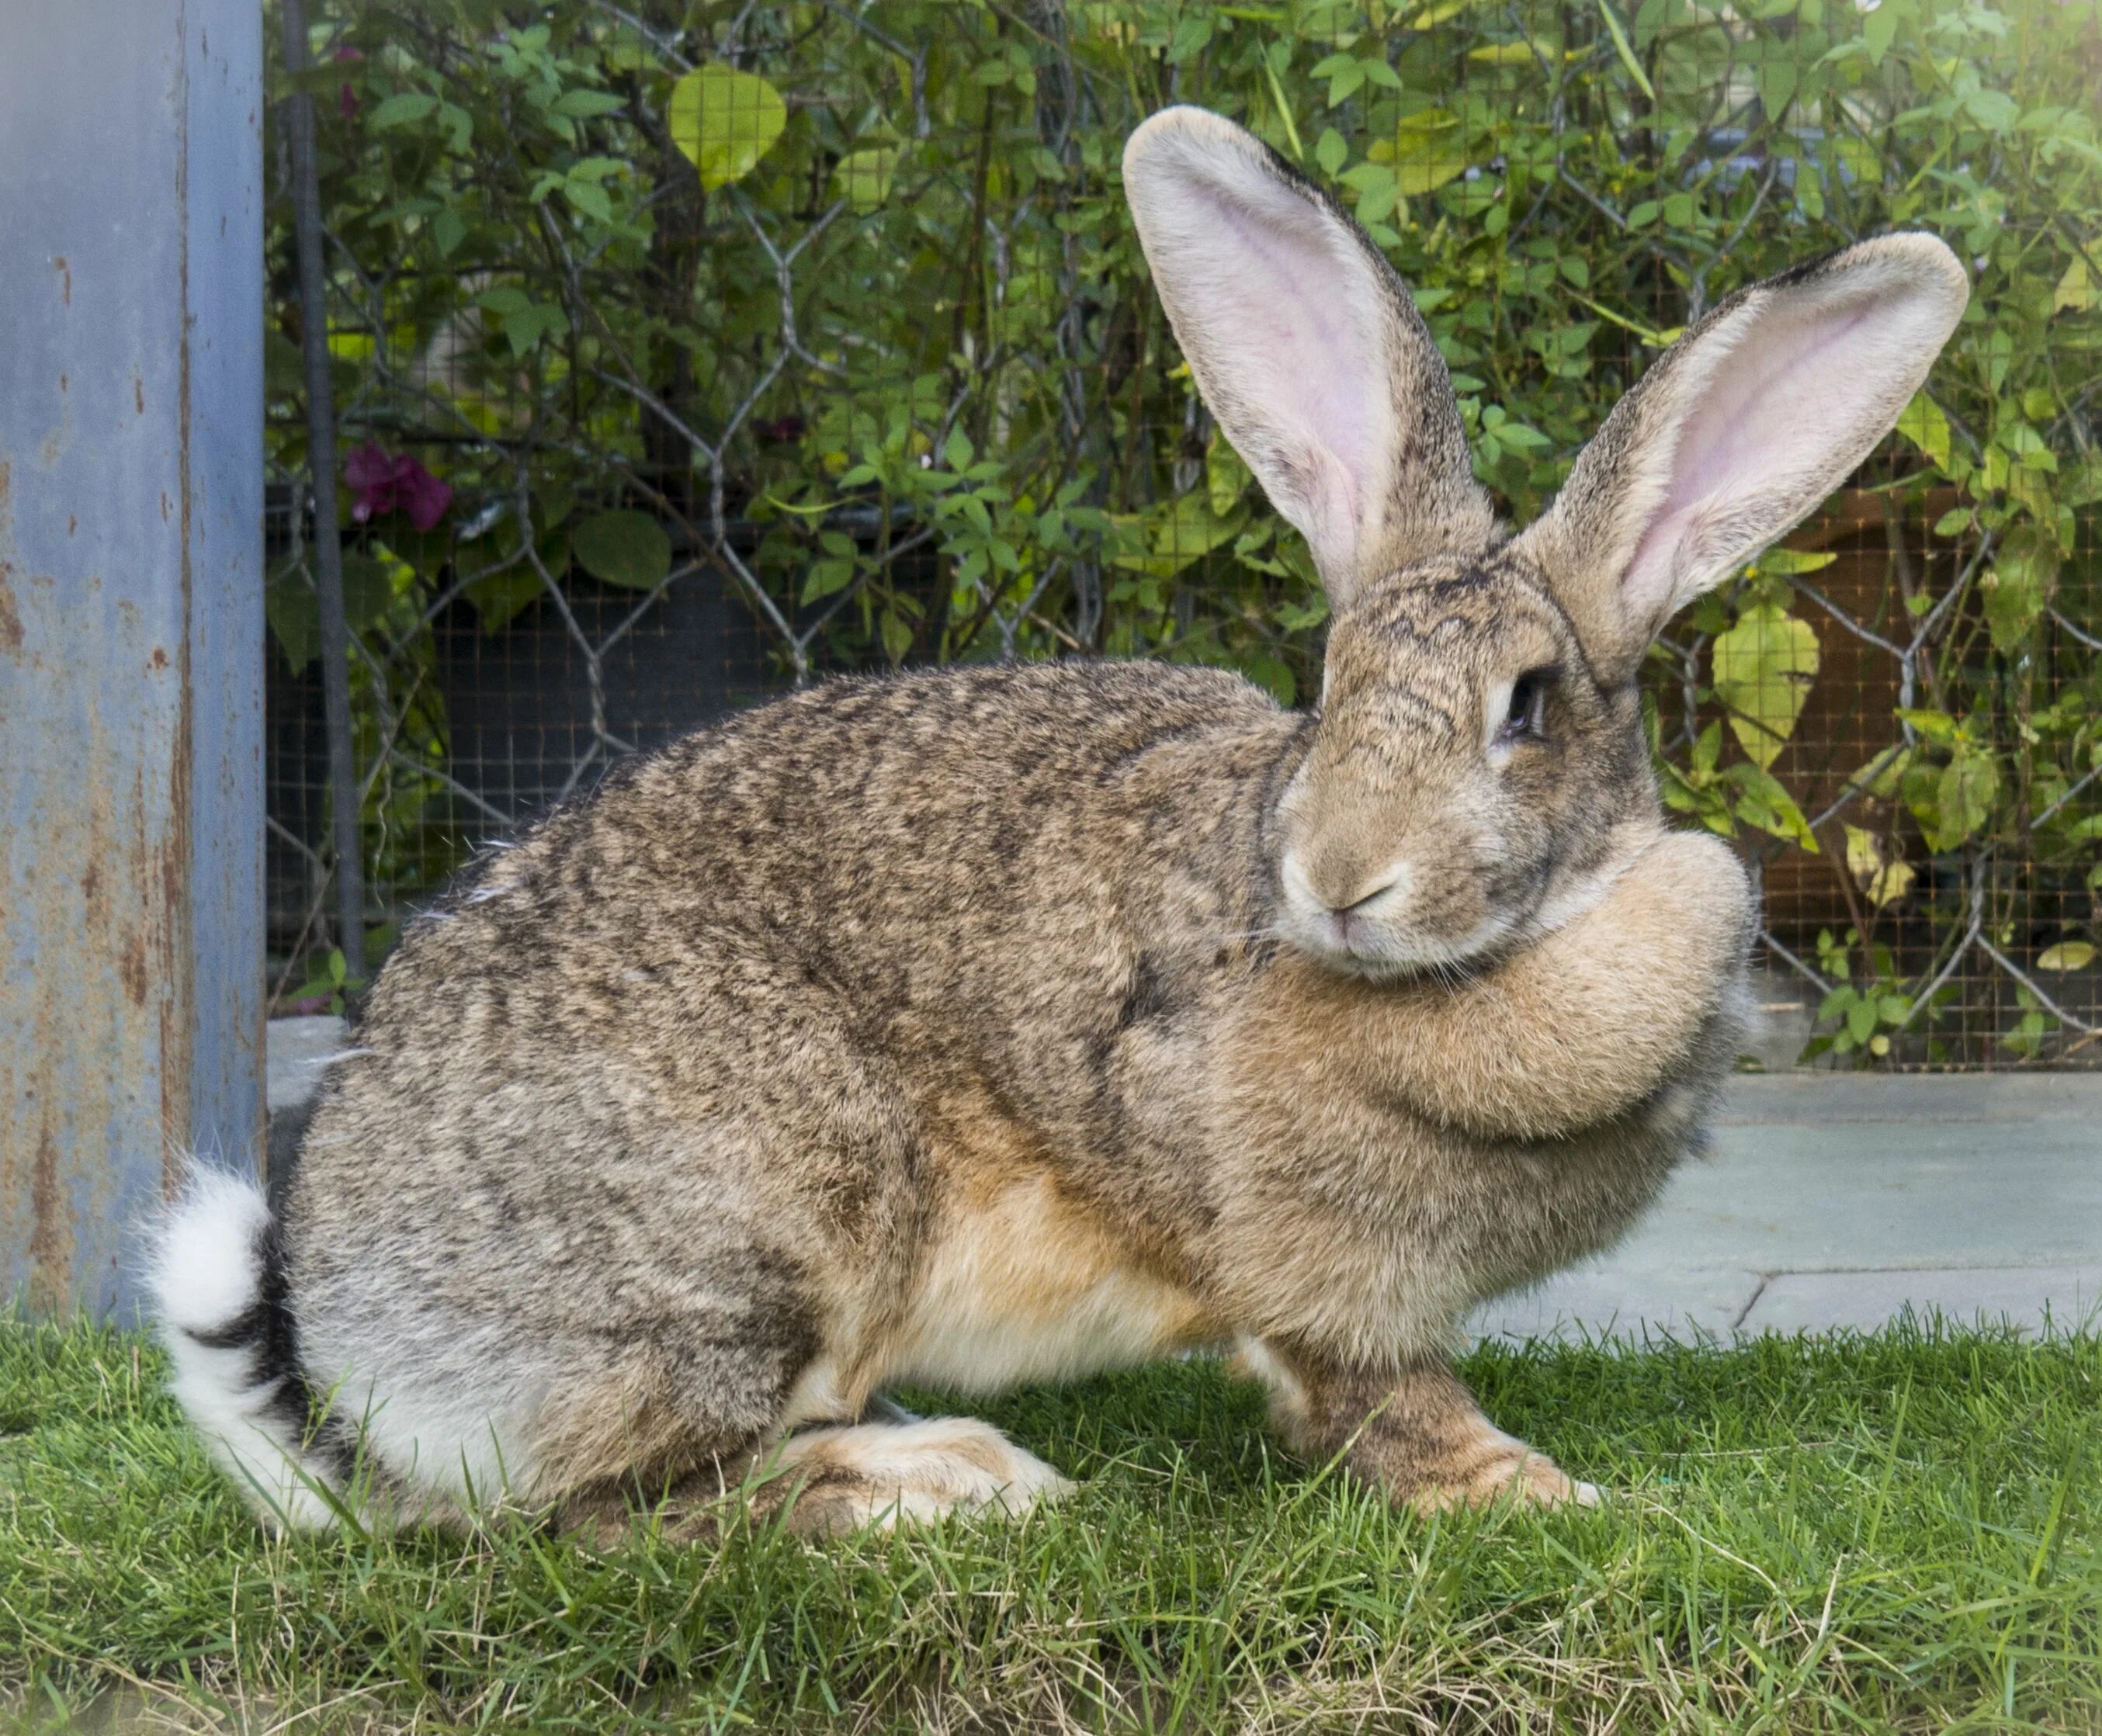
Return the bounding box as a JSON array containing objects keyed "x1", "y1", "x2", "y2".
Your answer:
[
  {"x1": 1622, "y1": 299, "x2": 1878, "y2": 625},
  {"x1": 1207, "y1": 190, "x2": 1380, "y2": 514}
]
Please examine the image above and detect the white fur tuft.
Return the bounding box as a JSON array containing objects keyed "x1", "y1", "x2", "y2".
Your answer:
[{"x1": 149, "y1": 1165, "x2": 345, "y2": 1532}]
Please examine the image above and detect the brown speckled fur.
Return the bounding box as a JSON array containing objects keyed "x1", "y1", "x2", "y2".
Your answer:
[{"x1": 217, "y1": 108, "x2": 1967, "y2": 1537}]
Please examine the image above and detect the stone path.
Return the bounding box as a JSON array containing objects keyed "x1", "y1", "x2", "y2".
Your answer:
[
  {"x1": 264, "y1": 1020, "x2": 2100, "y2": 1343},
  {"x1": 1470, "y1": 1072, "x2": 2102, "y2": 1343}
]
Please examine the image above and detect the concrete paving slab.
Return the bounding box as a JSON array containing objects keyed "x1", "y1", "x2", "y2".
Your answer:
[
  {"x1": 1474, "y1": 1073, "x2": 2102, "y2": 1340},
  {"x1": 1740, "y1": 1266, "x2": 2102, "y2": 1336},
  {"x1": 1605, "y1": 1073, "x2": 2102, "y2": 1277},
  {"x1": 1471, "y1": 1266, "x2": 1763, "y2": 1345}
]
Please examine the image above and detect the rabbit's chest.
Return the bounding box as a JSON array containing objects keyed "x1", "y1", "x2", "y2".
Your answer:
[{"x1": 881, "y1": 1172, "x2": 1220, "y2": 1392}]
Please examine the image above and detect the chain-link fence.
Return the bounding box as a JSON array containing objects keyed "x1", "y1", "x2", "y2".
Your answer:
[{"x1": 263, "y1": 0, "x2": 2100, "y2": 1066}]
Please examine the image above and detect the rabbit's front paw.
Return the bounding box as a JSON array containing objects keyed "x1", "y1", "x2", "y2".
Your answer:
[
  {"x1": 1634, "y1": 830, "x2": 1757, "y2": 946},
  {"x1": 1400, "y1": 1436, "x2": 1605, "y2": 1515}
]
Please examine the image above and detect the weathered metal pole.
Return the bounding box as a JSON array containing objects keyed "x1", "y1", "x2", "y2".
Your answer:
[
  {"x1": 279, "y1": 0, "x2": 366, "y2": 989},
  {"x1": 0, "y1": 2, "x2": 265, "y2": 1318}
]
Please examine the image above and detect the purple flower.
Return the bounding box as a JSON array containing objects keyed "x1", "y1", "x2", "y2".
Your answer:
[
  {"x1": 333, "y1": 47, "x2": 363, "y2": 121},
  {"x1": 345, "y1": 443, "x2": 453, "y2": 532}
]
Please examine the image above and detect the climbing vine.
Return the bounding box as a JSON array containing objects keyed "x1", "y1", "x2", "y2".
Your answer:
[{"x1": 267, "y1": 0, "x2": 2100, "y2": 1062}]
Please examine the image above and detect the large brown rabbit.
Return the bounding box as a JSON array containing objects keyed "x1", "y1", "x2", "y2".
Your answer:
[{"x1": 154, "y1": 108, "x2": 1967, "y2": 1538}]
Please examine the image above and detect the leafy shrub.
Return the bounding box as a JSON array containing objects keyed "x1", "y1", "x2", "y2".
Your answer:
[{"x1": 269, "y1": 0, "x2": 2100, "y2": 1062}]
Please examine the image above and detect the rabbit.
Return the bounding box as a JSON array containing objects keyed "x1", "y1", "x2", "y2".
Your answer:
[{"x1": 152, "y1": 106, "x2": 1967, "y2": 1539}]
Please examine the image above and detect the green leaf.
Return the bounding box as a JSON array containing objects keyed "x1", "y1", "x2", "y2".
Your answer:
[
  {"x1": 564, "y1": 178, "x2": 615, "y2": 224},
  {"x1": 1166, "y1": 12, "x2": 1213, "y2": 63},
  {"x1": 2053, "y1": 257, "x2": 2092, "y2": 314},
  {"x1": 1404, "y1": 0, "x2": 1499, "y2": 22},
  {"x1": 1933, "y1": 747, "x2": 2000, "y2": 850},
  {"x1": 1980, "y1": 525, "x2": 2059, "y2": 653},
  {"x1": 1340, "y1": 161, "x2": 1399, "y2": 225},
  {"x1": 1595, "y1": 0, "x2": 1656, "y2": 99},
  {"x1": 1315, "y1": 127, "x2": 1348, "y2": 176},
  {"x1": 476, "y1": 284, "x2": 533, "y2": 317},
  {"x1": 502, "y1": 302, "x2": 570, "y2": 357},
  {"x1": 265, "y1": 569, "x2": 319, "y2": 674},
  {"x1": 1895, "y1": 393, "x2": 1952, "y2": 470},
  {"x1": 1845, "y1": 824, "x2": 1916, "y2": 906},
  {"x1": 1206, "y1": 431, "x2": 1251, "y2": 516},
  {"x1": 1239, "y1": 653, "x2": 1296, "y2": 707},
  {"x1": 370, "y1": 92, "x2": 437, "y2": 129},
  {"x1": 552, "y1": 89, "x2": 626, "y2": 119},
  {"x1": 668, "y1": 66, "x2": 788, "y2": 191},
  {"x1": 1862, "y1": 0, "x2": 1899, "y2": 64},
  {"x1": 1756, "y1": 54, "x2": 1796, "y2": 120},
  {"x1": 834, "y1": 144, "x2": 903, "y2": 212},
  {"x1": 800, "y1": 558, "x2": 855, "y2": 605},
  {"x1": 467, "y1": 567, "x2": 544, "y2": 634},
  {"x1": 1755, "y1": 547, "x2": 1837, "y2": 575},
  {"x1": 1319, "y1": 57, "x2": 1365, "y2": 104},
  {"x1": 1722, "y1": 761, "x2": 1818, "y2": 849},
  {"x1": 571, "y1": 510, "x2": 672, "y2": 591},
  {"x1": 1847, "y1": 996, "x2": 1879, "y2": 1045},
  {"x1": 879, "y1": 605, "x2": 914, "y2": 664},
  {"x1": 2038, "y1": 941, "x2": 2095, "y2": 972},
  {"x1": 1368, "y1": 109, "x2": 1471, "y2": 195},
  {"x1": 1963, "y1": 87, "x2": 2018, "y2": 133},
  {"x1": 1895, "y1": 707, "x2": 1962, "y2": 745},
  {"x1": 1712, "y1": 604, "x2": 1820, "y2": 768},
  {"x1": 339, "y1": 553, "x2": 398, "y2": 633},
  {"x1": 1111, "y1": 494, "x2": 1243, "y2": 580}
]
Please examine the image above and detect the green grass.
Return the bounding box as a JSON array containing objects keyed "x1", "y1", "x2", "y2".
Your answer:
[{"x1": 1, "y1": 1318, "x2": 2097, "y2": 1734}]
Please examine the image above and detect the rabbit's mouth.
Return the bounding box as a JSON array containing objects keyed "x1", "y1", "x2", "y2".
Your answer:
[{"x1": 1299, "y1": 917, "x2": 1518, "y2": 985}]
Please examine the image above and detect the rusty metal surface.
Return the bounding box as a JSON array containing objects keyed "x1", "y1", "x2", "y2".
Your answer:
[{"x1": 0, "y1": 2, "x2": 264, "y2": 1318}]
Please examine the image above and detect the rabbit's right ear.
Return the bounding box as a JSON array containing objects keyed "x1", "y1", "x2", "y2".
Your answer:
[
  {"x1": 1517, "y1": 235, "x2": 1969, "y2": 684},
  {"x1": 1122, "y1": 108, "x2": 1495, "y2": 606}
]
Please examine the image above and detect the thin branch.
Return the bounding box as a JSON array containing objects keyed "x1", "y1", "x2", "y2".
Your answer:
[
  {"x1": 2047, "y1": 607, "x2": 2102, "y2": 653},
  {"x1": 588, "y1": 0, "x2": 695, "y2": 70},
  {"x1": 266, "y1": 813, "x2": 324, "y2": 871},
  {"x1": 1979, "y1": 939, "x2": 2100, "y2": 1036},
  {"x1": 1807, "y1": 742, "x2": 1908, "y2": 833},
  {"x1": 393, "y1": 750, "x2": 516, "y2": 828},
  {"x1": 1790, "y1": 577, "x2": 1906, "y2": 657},
  {"x1": 2031, "y1": 763, "x2": 2101, "y2": 831},
  {"x1": 1760, "y1": 929, "x2": 1834, "y2": 996},
  {"x1": 1889, "y1": 859, "x2": 1985, "y2": 1036}
]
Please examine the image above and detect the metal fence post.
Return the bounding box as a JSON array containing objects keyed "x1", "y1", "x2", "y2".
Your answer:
[{"x1": 0, "y1": 2, "x2": 265, "y2": 1318}]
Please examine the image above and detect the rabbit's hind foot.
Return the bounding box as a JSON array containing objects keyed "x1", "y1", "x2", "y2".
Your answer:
[
  {"x1": 559, "y1": 1415, "x2": 1072, "y2": 1547},
  {"x1": 754, "y1": 1415, "x2": 1074, "y2": 1537}
]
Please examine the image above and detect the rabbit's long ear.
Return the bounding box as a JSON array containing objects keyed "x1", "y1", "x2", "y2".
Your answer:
[
  {"x1": 1518, "y1": 235, "x2": 1968, "y2": 684},
  {"x1": 1122, "y1": 107, "x2": 1495, "y2": 605}
]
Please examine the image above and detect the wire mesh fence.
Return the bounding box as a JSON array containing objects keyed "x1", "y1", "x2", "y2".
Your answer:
[{"x1": 263, "y1": 0, "x2": 2101, "y2": 1066}]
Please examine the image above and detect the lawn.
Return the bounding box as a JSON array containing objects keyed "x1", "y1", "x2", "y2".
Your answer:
[{"x1": 1, "y1": 1317, "x2": 2097, "y2": 1734}]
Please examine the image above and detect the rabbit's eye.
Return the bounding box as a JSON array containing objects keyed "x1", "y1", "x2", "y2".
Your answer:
[{"x1": 1498, "y1": 668, "x2": 1553, "y2": 744}]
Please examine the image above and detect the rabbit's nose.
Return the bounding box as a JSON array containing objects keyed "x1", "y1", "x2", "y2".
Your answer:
[{"x1": 1283, "y1": 852, "x2": 1415, "y2": 922}]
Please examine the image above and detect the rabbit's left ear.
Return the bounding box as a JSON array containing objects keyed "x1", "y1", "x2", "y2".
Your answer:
[
  {"x1": 1122, "y1": 107, "x2": 1496, "y2": 605},
  {"x1": 1519, "y1": 235, "x2": 1968, "y2": 684}
]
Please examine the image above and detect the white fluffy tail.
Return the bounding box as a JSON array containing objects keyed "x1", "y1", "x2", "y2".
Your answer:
[{"x1": 149, "y1": 1165, "x2": 348, "y2": 1531}]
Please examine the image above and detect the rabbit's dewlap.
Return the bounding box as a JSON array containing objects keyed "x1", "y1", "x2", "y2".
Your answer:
[{"x1": 154, "y1": 106, "x2": 1965, "y2": 1537}]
